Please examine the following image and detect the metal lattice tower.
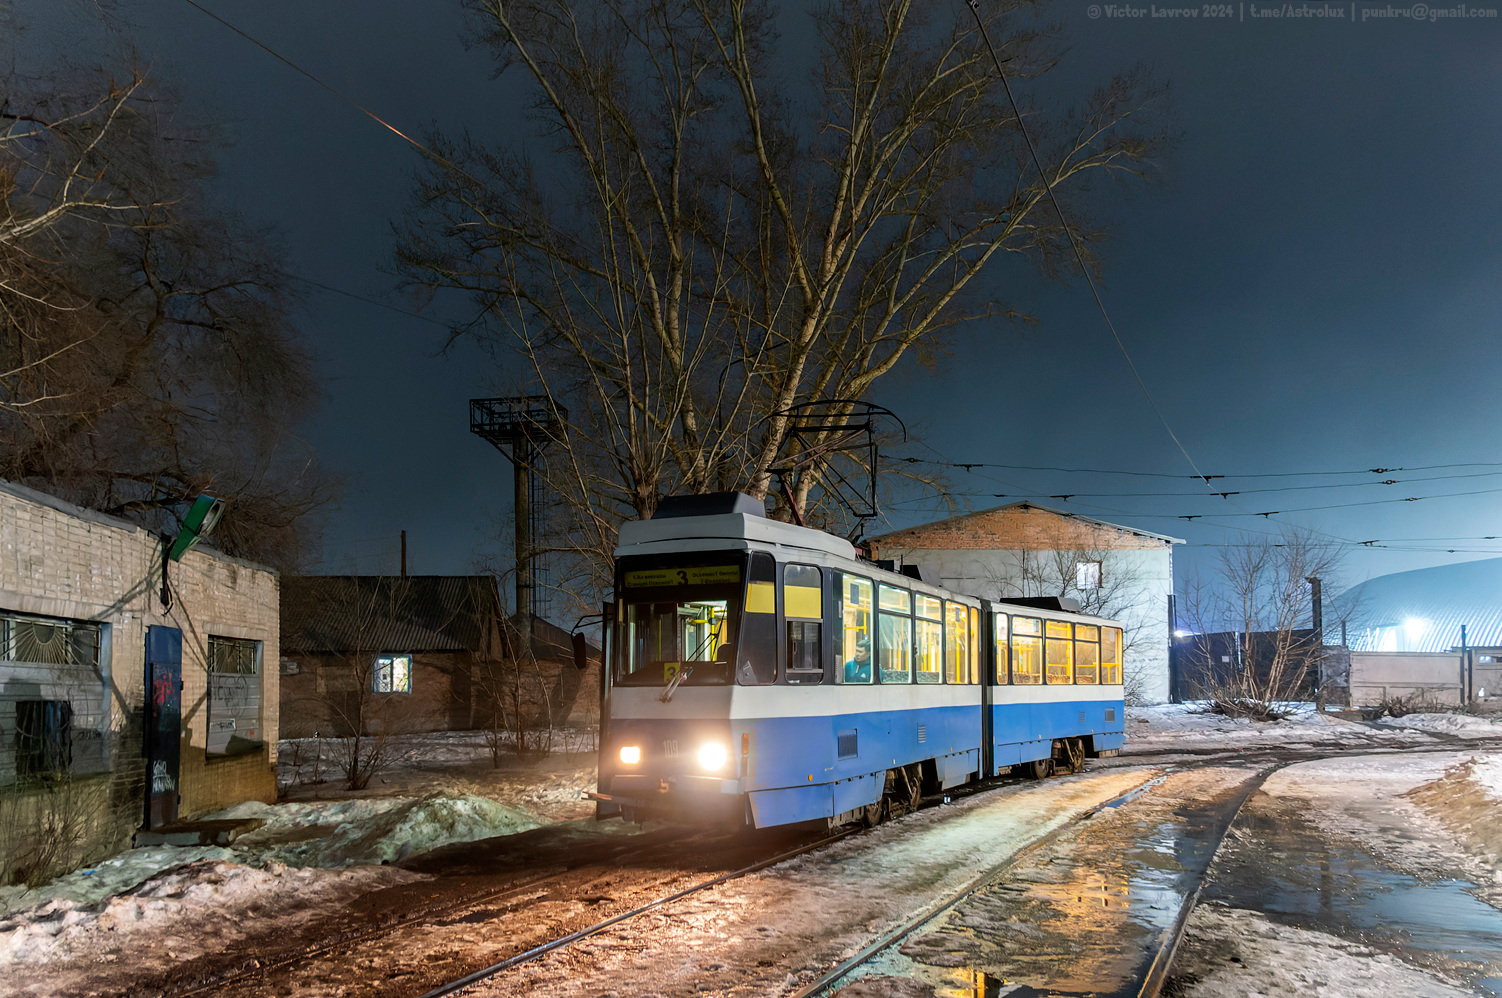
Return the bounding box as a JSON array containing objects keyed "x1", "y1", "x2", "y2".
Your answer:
[{"x1": 470, "y1": 397, "x2": 568, "y2": 627}]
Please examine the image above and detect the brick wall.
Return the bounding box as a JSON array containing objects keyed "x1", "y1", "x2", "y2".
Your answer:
[
  {"x1": 869, "y1": 504, "x2": 1170, "y2": 554},
  {"x1": 0, "y1": 480, "x2": 278, "y2": 873},
  {"x1": 278, "y1": 651, "x2": 469, "y2": 738}
]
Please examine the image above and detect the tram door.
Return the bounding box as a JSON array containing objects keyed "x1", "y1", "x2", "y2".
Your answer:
[
  {"x1": 980, "y1": 602, "x2": 996, "y2": 778},
  {"x1": 595, "y1": 602, "x2": 621, "y2": 819}
]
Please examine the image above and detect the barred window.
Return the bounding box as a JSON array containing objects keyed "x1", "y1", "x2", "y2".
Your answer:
[{"x1": 207, "y1": 636, "x2": 262, "y2": 757}]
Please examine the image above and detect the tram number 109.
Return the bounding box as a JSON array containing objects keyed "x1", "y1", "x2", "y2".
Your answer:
[{"x1": 663, "y1": 739, "x2": 680, "y2": 757}]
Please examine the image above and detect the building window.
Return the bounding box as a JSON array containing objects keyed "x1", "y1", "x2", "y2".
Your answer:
[
  {"x1": 2, "y1": 615, "x2": 99, "y2": 668},
  {"x1": 2, "y1": 612, "x2": 106, "y2": 783},
  {"x1": 207, "y1": 636, "x2": 262, "y2": 757},
  {"x1": 1075, "y1": 560, "x2": 1102, "y2": 590},
  {"x1": 15, "y1": 700, "x2": 72, "y2": 779},
  {"x1": 374, "y1": 654, "x2": 412, "y2": 693}
]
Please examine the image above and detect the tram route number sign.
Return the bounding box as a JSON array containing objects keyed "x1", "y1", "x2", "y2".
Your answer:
[{"x1": 625, "y1": 565, "x2": 740, "y2": 587}]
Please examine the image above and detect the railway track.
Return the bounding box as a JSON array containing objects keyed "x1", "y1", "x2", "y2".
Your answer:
[
  {"x1": 413, "y1": 760, "x2": 1289, "y2": 998},
  {"x1": 138, "y1": 741, "x2": 1498, "y2": 998}
]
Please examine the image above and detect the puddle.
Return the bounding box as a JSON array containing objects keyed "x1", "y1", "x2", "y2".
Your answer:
[
  {"x1": 877, "y1": 770, "x2": 1257, "y2": 997},
  {"x1": 1206, "y1": 799, "x2": 1502, "y2": 984}
]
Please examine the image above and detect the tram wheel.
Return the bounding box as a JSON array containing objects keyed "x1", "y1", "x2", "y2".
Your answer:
[
  {"x1": 862, "y1": 798, "x2": 885, "y2": 828},
  {"x1": 1062, "y1": 737, "x2": 1086, "y2": 774},
  {"x1": 1028, "y1": 756, "x2": 1053, "y2": 780}
]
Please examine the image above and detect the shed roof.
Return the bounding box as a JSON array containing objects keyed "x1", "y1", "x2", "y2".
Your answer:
[
  {"x1": 281, "y1": 575, "x2": 597, "y2": 661},
  {"x1": 282, "y1": 575, "x2": 502, "y2": 654},
  {"x1": 1346, "y1": 557, "x2": 1502, "y2": 652},
  {"x1": 868, "y1": 501, "x2": 1183, "y2": 551}
]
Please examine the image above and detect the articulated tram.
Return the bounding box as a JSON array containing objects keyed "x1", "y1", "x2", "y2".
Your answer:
[{"x1": 590, "y1": 493, "x2": 1125, "y2": 829}]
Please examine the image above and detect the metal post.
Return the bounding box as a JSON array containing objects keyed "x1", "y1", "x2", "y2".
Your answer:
[
  {"x1": 1462, "y1": 623, "x2": 1470, "y2": 705},
  {"x1": 514, "y1": 442, "x2": 534, "y2": 650},
  {"x1": 1306, "y1": 577, "x2": 1323, "y2": 647}
]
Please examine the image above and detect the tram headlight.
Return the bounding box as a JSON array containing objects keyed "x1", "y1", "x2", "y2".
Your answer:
[
  {"x1": 619, "y1": 745, "x2": 641, "y2": 765},
  {"x1": 697, "y1": 742, "x2": 729, "y2": 771}
]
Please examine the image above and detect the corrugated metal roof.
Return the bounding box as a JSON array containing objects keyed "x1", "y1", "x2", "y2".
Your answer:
[
  {"x1": 1345, "y1": 558, "x2": 1502, "y2": 652},
  {"x1": 280, "y1": 575, "x2": 599, "y2": 661},
  {"x1": 281, "y1": 576, "x2": 503, "y2": 654}
]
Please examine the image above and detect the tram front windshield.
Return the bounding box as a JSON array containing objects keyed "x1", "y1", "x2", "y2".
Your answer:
[{"x1": 616, "y1": 557, "x2": 744, "y2": 686}]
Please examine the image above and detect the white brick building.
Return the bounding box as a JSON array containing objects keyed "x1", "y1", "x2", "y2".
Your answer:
[
  {"x1": 0, "y1": 480, "x2": 279, "y2": 882},
  {"x1": 868, "y1": 503, "x2": 1181, "y2": 703}
]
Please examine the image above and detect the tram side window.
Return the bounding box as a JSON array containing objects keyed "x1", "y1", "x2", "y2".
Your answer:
[
  {"x1": 878, "y1": 585, "x2": 912, "y2": 683},
  {"x1": 738, "y1": 552, "x2": 778, "y2": 685},
  {"x1": 785, "y1": 564, "x2": 824, "y2": 684},
  {"x1": 1012, "y1": 616, "x2": 1043, "y2": 684},
  {"x1": 1101, "y1": 627, "x2": 1123, "y2": 685},
  {"x1": 839, "y1": 575, "x2": 874, "y2": 684},
  {"x1": 915, "y1": 594, "x2": 943, "y2": 684},
  {"x1": 993, "y1": 613, "x2": 1009, "y2": 685},
  {"x1": 1045, "y1": 620, "x2": 1074, "y2": 684},
  {"x1": 1074, "y1": 624, "x2": 1100, "y2": 684}
]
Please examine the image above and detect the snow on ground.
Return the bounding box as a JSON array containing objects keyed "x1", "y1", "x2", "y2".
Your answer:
[
  {"x1": 0, "y1": 861, "x2": 419, "y2": 985},
  {"x1": 1372, "y1": 711, "x2": 1502, "y2": 739},
  {"x1": 467, "y1": 769, "x2": 1159, "y2": 998},
  {"x1": 0, "y1": 732, "x2": 597, "y2": 990},
  {"x1": 1177, "y1": 903, "x2": 1476, "y2": 998},
  {"x1": 1125, "y1": 702, "x2": 1422, "y2": 754},
  {"x1": 6, "y1": 711, "x2": 1502, "y2": 995}
]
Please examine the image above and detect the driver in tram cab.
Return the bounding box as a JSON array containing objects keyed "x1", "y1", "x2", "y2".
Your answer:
[{"x1": 844, "y1": 636, "x2": 872, "y2": 683}]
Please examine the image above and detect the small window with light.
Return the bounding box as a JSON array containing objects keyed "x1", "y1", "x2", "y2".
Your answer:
[{"x1": 373, "y1": 654, "x2": 412, "y2": 693}]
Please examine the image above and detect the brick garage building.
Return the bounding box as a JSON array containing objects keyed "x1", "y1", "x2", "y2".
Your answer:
[
  {"x1": 279, "y1": 576, "x2": 600, "y2": 740},
  {"x1": 0, "y1": 480, "x2": 279, "y2": 883},
  {"x1": 868, "y1": 502, "x2": 1181, "y2": 703}
]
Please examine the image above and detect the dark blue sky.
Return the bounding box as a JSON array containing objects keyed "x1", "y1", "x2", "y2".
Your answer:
[{"x1": 25, "y1": 0, "x2": 1502, "y2": 594}]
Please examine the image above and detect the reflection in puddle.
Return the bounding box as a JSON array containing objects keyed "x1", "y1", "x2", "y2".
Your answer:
[
  {"x1": 890, "y1": 772, "x2": 1255, "y2": 997},
  {"x1": 1206, "y1": 805, "x2": 1502, "y2": 984}
]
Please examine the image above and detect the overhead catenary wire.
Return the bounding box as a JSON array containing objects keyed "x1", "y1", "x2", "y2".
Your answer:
[
  {"x1": 902, "y1": 457, "x2": 1502, "y2": 480},
  {"x1": 965, "y1": 0, "x2": 1212, "y2": 489}
]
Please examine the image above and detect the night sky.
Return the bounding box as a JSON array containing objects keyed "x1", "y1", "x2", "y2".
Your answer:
[{"x1": 23, "y1": 1, "x2": 1502, "y2": 595}]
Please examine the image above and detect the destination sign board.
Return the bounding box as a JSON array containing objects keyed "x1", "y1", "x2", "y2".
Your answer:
[{"x1": 624, "y1": 565, "x2": 741, "y2": 587}]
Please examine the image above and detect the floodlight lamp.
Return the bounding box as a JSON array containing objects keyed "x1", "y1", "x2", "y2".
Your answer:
[
  {"x1": 1402, "y1": 617, "x2": 1430, "y2": 643},
  {"x1": 166, "y1": 494, "x2": 227, "y2": 562}
]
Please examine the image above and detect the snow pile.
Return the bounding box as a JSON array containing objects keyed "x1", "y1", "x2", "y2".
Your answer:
[
  {"x1": 0, "y1": 858, "x2": 419, "y2": 974},
  {"x1": 0, "y1": 845, "x2": 236, "y2": 921},
  {"x1": 1125, "y1": 702, "x2": 1368, "y2": 752},
  {"x1": 1373, "y1": 711, "x2": 1502, "y2": 739},
  {"x1": 1177, "y1": 902, "x2": 1475, "y2": 998},
  {"x1": 0, "y1": 790, "x2": 546, "y2": 982},
  {"x1": 1470, "y1": 755, "x2": 1502, "y2": 801},
  {"x1": 206, "y1": 793, "x2": 545, "y2": 868}
]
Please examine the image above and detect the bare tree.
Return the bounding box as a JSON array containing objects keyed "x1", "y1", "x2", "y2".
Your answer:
[
  {"x1": 1177, "y1": 528, "x2": 1346, "y2": 719},
  {"x1": 399, "y1": 0, "x2": 1167, "y2": 593},
  {"x1": 284, "y1": 577, "x2": 439, "y2": 791},
  {"x1": 0, "y1": 18, "x2": 331, "y2": 570}
]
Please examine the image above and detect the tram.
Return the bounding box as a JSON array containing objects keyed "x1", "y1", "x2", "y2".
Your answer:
[{"x1": 589, "y1": 492, "x2": 1126, "y2": 829}]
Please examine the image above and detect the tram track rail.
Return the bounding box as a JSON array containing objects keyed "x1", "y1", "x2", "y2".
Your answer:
[
  {"x1": 783, "y1": 768, "x2": 1183, "y2": 998},
  {"x1": 147, "y1": 825, "x2": 783, "y2": 998},
  {"x1": 139, "y1": 740, "x2": 1499, "y2": 998},
  {"x1": 415, "y1": 827, "x2": 858, "y2": 998}
]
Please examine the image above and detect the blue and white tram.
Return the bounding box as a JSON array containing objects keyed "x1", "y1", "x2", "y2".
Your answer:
[{"x1": 590, "y1": 493, "x2": 1126, "y2": 829}]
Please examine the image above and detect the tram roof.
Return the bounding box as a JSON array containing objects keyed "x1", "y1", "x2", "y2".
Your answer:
[{"x1": 616, "y1": 512, "x2": 859, "y2": 561}]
